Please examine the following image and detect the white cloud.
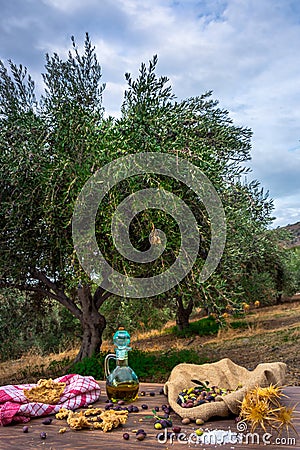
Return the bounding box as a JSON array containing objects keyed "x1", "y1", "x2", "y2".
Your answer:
[
  {"x1": 273, "y1": 194, "x2": 300, "y2": 227},
  {"x1": 103, "y1": 81, "x2": 126, "y2": 118},
  {"x1": 41, "y1": 0, "x2": 93, "y2": 12}
]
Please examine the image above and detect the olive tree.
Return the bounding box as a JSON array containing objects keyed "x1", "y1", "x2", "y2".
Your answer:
[
  {"x1": 0, "y1": 34, "x2": 284, "y2": 360},
  {"x1": 0, "y1": 34, "x2": 112, "y2": 361},
  {"x1": 108, "y1": 57, "x2": 278, "y2": 328}
]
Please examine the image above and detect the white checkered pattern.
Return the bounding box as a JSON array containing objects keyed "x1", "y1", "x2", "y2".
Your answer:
[{"x1": 0, "y1": 374, "x2": 101, "y2": 425}]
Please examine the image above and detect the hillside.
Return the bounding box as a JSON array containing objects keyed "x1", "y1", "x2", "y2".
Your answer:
[{"x1": 281, "y1": 221, "x2": 300, "y2": 248}]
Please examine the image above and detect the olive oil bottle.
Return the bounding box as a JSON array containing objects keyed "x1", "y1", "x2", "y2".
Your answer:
[{"x1": 104, "y1": 328, "x2": 139, "y2": 402}]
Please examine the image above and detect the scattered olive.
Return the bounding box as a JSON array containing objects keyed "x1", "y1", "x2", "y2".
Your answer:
[
  {"x1": 195, "y1": 428, "x2": 204, "y2": 436},
  {"x1": 141, "y1": 404, "x2": 148, "y2": 410},
  {"x1": 42, "y1": 418, "x2": 52, "y2": 425},
  {"x1": 140, "y1": 391, "x2": 146, "y2": 396},
  {"x1": 123, "y1": 432, "x2": 130, "y2": 440},
  {"x1": 154, "y1": 422, "x2": 162, "y2": 430},
  {"x1": 158, "y1": 419, "x2": 166, "y2": 428},
  {"x1": 22, "y1": 426, "x2": 29, "y2": 433},
  {"x1": 40, "y1": 432, "x2": 47, "y2": 440},
  {"x1": 196, "y1": 418, "x2": 204, "y2": 425},
  {"x1": 117, "y1": 400, "x2": 125, "y2": 405},
  {"x1": 105, "y1": 402, "x2": 114, "y2": 410},
  {"x1": 182, "y1": 417, "x2": 191, "y2": 425},
  {"x1": 159, "y1": 388, "x2": 165, "y2": 395},
  {"x1": 136, "y1": 432, "x2": 146, "y2": 441},
  {"x1": 172, "y1": 426, "x2": 181, "y2": 433},
  {"x1": 149, "y1": 391, "x2": 155, "y2": 397},
  {"x1": 154, "y1": 406, "x2": 159, "y2": 412},
  {"x1": 113, "y1": 405, "x2": 122, "y2": 411},
  {"x1": 159, "y1": 418, "x2": 173, "y2": 428},
  {"x1": 162, "y1": 405, "x2": 171, "y2": 415}
]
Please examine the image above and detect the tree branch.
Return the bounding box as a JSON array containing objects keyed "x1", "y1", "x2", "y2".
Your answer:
[
  {"x1": 0, "y1": 278, "x2": 80, "y2": 318},
  {"x1": 30, "y1": 269, "x2": 82, "y2": 319},
  {"x1": 94, "y1": 286, "x2": 112, "y2": 309}
]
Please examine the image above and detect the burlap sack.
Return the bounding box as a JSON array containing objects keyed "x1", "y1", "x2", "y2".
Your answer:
[{"x1": 164, "y1": 358, "x2": 287, "y2": 422}]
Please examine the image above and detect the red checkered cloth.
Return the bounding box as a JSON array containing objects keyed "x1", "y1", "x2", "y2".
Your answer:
[{"x1": 0, "y1": 374, "x2": 101, "y2": 426}]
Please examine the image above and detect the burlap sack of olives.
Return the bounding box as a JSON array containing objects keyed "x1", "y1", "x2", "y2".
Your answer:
[{"x1": 164, "y1": 358, "x2": 286, "y2": 422}]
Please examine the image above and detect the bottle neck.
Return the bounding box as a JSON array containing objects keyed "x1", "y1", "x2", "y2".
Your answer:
[{"x1": 116, "y1": 356, "x2": 128, "y2": 367}]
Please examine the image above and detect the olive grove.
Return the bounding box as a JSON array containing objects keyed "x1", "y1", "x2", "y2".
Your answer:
[{"x1": 0, "y1": 34, "x2": 293, "y2": 361}]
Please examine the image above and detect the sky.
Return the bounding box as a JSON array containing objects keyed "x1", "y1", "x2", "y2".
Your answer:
[{"x1": 0, "y1": 0, "x2": 299, "y2": 228}]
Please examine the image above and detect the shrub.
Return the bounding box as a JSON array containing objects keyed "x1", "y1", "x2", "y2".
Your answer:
[
  {"x1": 166, "y1": 316, "x2": 220, "y2": 338},
  {"x1": 68, "y1": 349, "x2": 208, "y2": 382}
]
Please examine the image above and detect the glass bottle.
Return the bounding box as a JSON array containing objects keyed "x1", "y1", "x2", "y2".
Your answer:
[{"x1": 104, "y1": 328, "x2": 139, "y2": 402}]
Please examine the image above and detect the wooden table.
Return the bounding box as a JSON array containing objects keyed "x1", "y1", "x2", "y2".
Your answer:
[{"x1": 1, "y1": 382, "x2": 299, "y2": 449}]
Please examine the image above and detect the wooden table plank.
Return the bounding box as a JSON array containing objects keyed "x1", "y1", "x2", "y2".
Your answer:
[{"x1": 1, "y1": 382, "x2": 299, "y2": 449}]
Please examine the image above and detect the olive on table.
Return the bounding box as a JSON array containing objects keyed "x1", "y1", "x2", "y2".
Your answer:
[
  {"x1": 136, "y1": 431, "x2": 146, "y2": 441},
  {"x1": 42, "y1": 417, "x2": 52, "y2": 425}
]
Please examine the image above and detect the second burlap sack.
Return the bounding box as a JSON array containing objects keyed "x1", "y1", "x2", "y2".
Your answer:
[{"x1": 164, "y1": 358, "x2": 287, "y2": 422}]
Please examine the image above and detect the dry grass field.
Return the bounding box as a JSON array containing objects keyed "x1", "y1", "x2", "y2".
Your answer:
[{"x1": 1, "y1": 297, "x2": 300, "y2": 386}]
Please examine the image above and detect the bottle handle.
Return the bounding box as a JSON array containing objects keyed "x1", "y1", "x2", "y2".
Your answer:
[{"x1": 104, "y1": 354, "x2": 116, "y2": 378}]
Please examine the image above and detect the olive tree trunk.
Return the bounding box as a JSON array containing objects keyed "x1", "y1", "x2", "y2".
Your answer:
[
  {"x1": 176, "y1": 296, "x2": 194, "y2": 331},
  {"x1": 74, "y1": 285, "x2": 108, "y2": 362}
]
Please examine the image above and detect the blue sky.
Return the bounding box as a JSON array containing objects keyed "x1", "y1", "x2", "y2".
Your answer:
[{"x1": 1, "y1": 0, "x2": 299, "y2": 227}]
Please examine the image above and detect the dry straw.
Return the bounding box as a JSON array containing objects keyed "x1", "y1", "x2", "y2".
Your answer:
[{"x1": 239, "y1": 384, "x2": 297, "y2": 435}]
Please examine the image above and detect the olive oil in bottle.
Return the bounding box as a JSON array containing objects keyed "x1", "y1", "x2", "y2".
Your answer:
[
  {"x1": 104, "y1": 328, "x2": 139, "y2": 402},
  {"x1": 106, "y1": 382, "x2": 139, "y2": 402}
]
